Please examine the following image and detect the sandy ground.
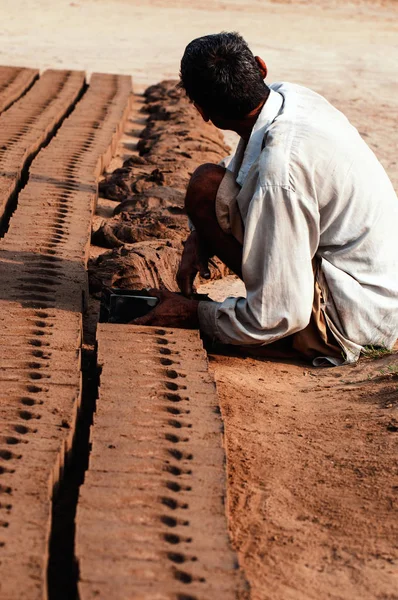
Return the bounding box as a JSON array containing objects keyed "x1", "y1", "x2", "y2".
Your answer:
[
  {"x1": 213, "y1": 352, "x2": 398, "y2": 600},
  {"x1": 2, "y1": 1, "x2": 398, "y2": 598}
]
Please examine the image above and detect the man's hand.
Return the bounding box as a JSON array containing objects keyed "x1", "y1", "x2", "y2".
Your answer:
[
  {"x1": 132, "y1": 289, "x2": 200, "y2": 329},
  {"x1": 177, "y1": 231, "x2": 211, "y2": 297}
]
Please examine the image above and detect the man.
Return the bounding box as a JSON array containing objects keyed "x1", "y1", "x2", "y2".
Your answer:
[{"x1": 135, "y1": 32, "x2": 398, "y2": 365}]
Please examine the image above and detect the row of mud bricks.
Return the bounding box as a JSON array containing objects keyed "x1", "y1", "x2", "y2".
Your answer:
[
  {"x1": 76, "y1": 324, "x2": 246, "y2": 599},
  {"x1": 0, "y1": 67, "x2": 245, "y2": 599},
  {"x1": 0, "y1": 66, "x2": 132, "y2": 599},
  {"x1": 78, "y1": 82, "x2": 246, "y2": 599}
]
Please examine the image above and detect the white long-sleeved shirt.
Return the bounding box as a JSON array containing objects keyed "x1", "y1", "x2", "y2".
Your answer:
[{"x1": 198, "y1": 83, "x2": 398, "y2": 363}]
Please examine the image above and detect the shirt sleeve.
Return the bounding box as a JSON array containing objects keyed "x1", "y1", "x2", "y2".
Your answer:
[{"x1": 198, "y1": 183, "x2": 320, "y2": 346}]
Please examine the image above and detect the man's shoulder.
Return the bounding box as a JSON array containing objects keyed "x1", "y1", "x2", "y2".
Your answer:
[
  {"x1": 269, "y1": 81, "x2": 317, "y2": 99},
  {"x1": 265, "y1": 82, "x2": 352, "y2": 152},
  {"x1": 270, "y1": 81, "x2": 343, "y2": 121},
  {"x1": 256, "y1": 83, "x2": 347, "y2": 189}
]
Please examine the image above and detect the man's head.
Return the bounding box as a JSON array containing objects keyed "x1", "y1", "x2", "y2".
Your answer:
[{"x1": 180, "y1": 32, "x2": 269, "y2": 126}]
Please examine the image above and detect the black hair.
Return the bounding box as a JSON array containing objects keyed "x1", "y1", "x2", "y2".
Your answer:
[{"x1": 180, "y1": 32, "x2": 269, "y2": 120}]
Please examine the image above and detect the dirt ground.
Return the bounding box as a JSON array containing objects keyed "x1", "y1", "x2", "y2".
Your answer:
[
  {"x1": 211, "y1": 351, "x2": 398, "y2": 600},
  {"x1": 2, "y1": 1, "x2": 398, "y2": 598}
]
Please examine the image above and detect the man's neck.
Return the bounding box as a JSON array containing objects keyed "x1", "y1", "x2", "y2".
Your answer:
[
  {"x1": 234, "y1": 98, "x2": 267, "y2": 141},
  {"x1": 208, "y1": 90, "x2": 270, "y2": 140}
]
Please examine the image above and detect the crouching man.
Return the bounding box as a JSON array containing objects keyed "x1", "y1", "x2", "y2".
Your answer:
[{"x1": 135, "y1": 32, "x2": 398, "y2": 365}]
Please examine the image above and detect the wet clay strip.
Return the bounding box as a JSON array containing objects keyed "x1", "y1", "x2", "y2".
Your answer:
[
  {"x1": 0, "y1": 66, "x2": 39, "y2": 115},
  {"x1": 76, "y1": 324, "x2": 247, "y2": 600},
  {"x1": 0, "y1": 73, "x2": 132, "y2": 599},
  {"x1": 0, "y1": 69, "x2": 85, "y2": 226}
]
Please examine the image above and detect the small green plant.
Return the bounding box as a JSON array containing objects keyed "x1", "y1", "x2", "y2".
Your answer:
[
  {"x1": 362, "y1": 345, "x2": 393, "y2": 360},
  {"x1": 379, "y1": 364, "x2": 398, "y2": 377}
]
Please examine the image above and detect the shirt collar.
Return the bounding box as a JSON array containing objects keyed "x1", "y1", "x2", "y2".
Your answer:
[{"x1": 236, "y1": 88, "x2": 284, "y2": 186}]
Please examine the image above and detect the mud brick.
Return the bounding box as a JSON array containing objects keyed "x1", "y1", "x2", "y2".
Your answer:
[
  {"x1": 0, "y1": 69, "x2": 85, "y2": 225},
  {"x1": 0, "y1": 382, "x2": 80, "y2": 426},
  {"x1": 77, "y1": 580, "x2": 175, "y2": 600},
  {"x1": 0, "y1": 317, "x2": 82, "y2": 348},
  {"x1": 78, "y1": 482, "x2": 227, "y2": 521},
  {"x1": 78, "y1": 578, "x2": 241, "y2": 600},
  {"x1": 0, "y1": 67, "x2": 39, "y2": 114},
  {"x1": 86, "y1": 452, "x2": 226, "y2": 495},
  {"x1": 99, "y1": 352, "x2": 209, "y2": 374},
  {"x1": 0, "y1": 446, "x2": 61, "y2": 489},
  {"x1": 99, "y1": 373, "x2": 216, "y2": 395},
  {"x1": 83, "y1": 483, "x2": 228, "y2": 533},
  {"x1": 78, "y1": 555, "x2": 239, "y2": 594},
  {"x1": 0, "y1": 417, "x2": 67, "y2": 442},
  {"x1": 91, "y1": 410, "x2": 223, "y2": 437},
  {"x1": 93, "y1": 431, "x2": 224, "y2": 469},
  {"x1": 92, "y1": 399, "x2": 222, "y2": 427},
  {"x1": 0, "y1": 349, "x2": 80, "y2": 372},
  {"x1": 89, "y1": 433, "x2": 226, "y2": 467},
  {"x1": 0, "y1": 558, "x2": 43, "y2": 600}
]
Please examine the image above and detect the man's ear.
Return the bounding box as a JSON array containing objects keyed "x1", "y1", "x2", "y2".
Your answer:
[
  {"x1": 255, "y1": 56, "x2": 268, "y2": 80},
  {"x1": 193, "y1": 102, "x2": 210, "y2": 122}
]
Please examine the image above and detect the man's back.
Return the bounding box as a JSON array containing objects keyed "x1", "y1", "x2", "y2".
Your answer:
[{"x1": 258, "y1": 82, "x2": 398, "y2": 352}]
